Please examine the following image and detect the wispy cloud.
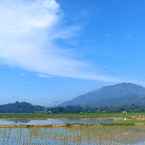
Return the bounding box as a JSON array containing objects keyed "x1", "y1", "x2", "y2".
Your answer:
[{"x1": 0, "y1": 0, "x2": 119, "y2": 82}]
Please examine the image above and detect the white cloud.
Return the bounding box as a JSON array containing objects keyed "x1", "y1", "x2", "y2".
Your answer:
[{"x1": 0, "y1": 0, "x2": 119, "y2": 82}]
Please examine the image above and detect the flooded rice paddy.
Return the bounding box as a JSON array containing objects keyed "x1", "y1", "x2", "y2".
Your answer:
[
  {"x1": 0, "y1": 119, "x2": 145, "y2": 145},
  {"x1": 0, "y1": 118, "x2": 113, "y2": 126}
]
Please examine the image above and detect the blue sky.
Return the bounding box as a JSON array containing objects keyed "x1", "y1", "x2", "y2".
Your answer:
[{"x1": 0, "y1": 0, "x2": 145, "y2": 105}]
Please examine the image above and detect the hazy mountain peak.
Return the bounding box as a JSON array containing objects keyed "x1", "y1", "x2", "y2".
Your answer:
[{"x1": 61, "y1": 83, "x2": 145, "y2": 107}]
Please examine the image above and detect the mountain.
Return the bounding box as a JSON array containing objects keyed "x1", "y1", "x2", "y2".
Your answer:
[
  {"x1": 0, "y1": 102, "x2": 45, "y2": 113},
  {"x1": 61, "y1": 83, "x2": 145, "y2": 107}
]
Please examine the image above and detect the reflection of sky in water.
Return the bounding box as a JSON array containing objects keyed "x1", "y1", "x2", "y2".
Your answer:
[
  {"x1": 0, "y1": 119, "x2": 64, "y2": 125},
  {"x1": 0, "y1": 126, "x2": 144, "y2": 145},
  {"x1": 0, "y1": 119, "x2": 144, "y2": 145},
  {"x1": 0, "y1": 118, "x2": 113, "y2": 125}
]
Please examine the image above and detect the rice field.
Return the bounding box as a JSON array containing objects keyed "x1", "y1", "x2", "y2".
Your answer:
[
  {"x1": 0, "y1": 125, "x2": 145, "y2": 145},
  {"x1": 0, "y1": 114, "x2": 145, "y2": 145}
]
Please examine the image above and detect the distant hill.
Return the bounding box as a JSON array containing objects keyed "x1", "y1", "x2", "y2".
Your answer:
[
  {"x1": 0, "y1": 102, "x2": 45, "y2": 113},
  {"x1": 61, "y1": 83, "x2": 145, "y2": 107}
]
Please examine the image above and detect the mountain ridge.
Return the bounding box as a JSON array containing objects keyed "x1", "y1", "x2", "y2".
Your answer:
[
  {"x1": 61, "y1": 82, "x2": 145, "y2": 107},
  {"x1": 0, "y1": 101, "x2": 45, "y2": 113}
]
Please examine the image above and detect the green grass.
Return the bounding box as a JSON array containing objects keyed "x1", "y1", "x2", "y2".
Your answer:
[
  {"x1": 0, "y1": 112, "x2": 145, "y2": 126},
  {"x1": 0, "y1": 113, "x2": 49, "y2": 120},
  {"x1": 0, "y1": 112, "x2": 117, "y2": 119},
  {"x1": 0, "y1": 112, "x2": 143, "y2": 119}
]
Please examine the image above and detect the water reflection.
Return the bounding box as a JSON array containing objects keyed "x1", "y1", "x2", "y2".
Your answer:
[
  {"x1": 0, "y1": 126, "x2": 144, "y2": 145},
  {"x1": 0, "y1": 118, "x2": 113, "y2": 125}
]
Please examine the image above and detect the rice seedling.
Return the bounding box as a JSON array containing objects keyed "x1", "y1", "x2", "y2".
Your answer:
[{"x1": 0, "y1": 125, "x2": 144, "y2": 145}]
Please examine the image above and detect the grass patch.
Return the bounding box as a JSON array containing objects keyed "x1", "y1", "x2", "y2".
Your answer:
[{"x1": 0, "y1": 112, "x2": 145, "y2": 127}]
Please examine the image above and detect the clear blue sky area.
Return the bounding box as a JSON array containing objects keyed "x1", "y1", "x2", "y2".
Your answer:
[{"x1": 0, "y1": 0, "x2": 145, "y2": 105}]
